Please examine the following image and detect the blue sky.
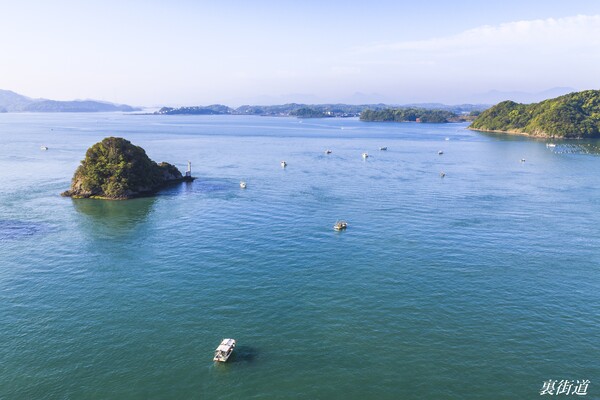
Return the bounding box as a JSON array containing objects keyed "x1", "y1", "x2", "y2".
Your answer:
[{"x1": 1, "y1": 0, "x2": 600, "y2": 106}]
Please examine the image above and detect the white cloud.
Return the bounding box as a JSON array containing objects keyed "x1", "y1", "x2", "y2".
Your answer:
[
  {"x1": 363, "y1": 15, "x2": 600, "y2": 54},
  {"x1": 343, "y1": 15, "x2": 600, "y2": 102}
]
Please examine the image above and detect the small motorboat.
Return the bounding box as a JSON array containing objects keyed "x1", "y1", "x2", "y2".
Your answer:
[
  {"x1": 379, "y1": 147, "x2": 387, "y2": 151},
  {"x1": 281, "y1": 161, "x2": 287, "y2": 168},
  {"x1": 440, "y1": 172, "x2": 446, "y2": 178},
  {"x1": 520, "y1": 158, "x2": 526, "y2": 162},
  {"x1": 333, "y1": 220, "x2": 348, "y2": 231},
  {"x1": 546, "y1": 143, "x2": 556, "y2": 148},
  {"x1": 40, "y1": 146, "x2": 48, "y2": 151},
  {"x1": 325, "y1": 149, "x2": 332, "y2": 154},
  {"x1": 213, "y1": 338, "x2": 236, "y2": 362},
  {"x1": 438, "y1": 150, "x2": 444, "y2": 155},
  {"x1": 362, "y1": 152, "x2": 369, "y2": 159},
  {"x1": 445, "y1": 137, "x2": 450, "y2": 141},
  {"x1": 240, "y1": 181, "x2": 247, "y2": 189}
]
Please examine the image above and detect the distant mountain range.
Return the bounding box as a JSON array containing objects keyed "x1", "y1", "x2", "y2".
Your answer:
[{"x1": 0, "y1": 89, "x2": 140, "y2": 112}]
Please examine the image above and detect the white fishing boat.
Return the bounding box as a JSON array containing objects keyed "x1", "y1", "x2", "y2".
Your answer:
[
  {"x1": 520, "y1": 158, "x2": 526, "y2": 162},
  {"x1": 445, "y1": 137, "x2": 450, "y2": 141},
  {"x1": 325, "y1": 149, "x2": 332, "y2": 154},
  {"x1": 240, "y1": 181, "x2": 247, "y2": 189},
  {"x1": 40, "y1": 146, "x2": 48, "y2": 151},
  {"x1": 438, "y1": 150, "x2": 444, "y2": 155},
  {"x1": 362, "y1": 152, "x2": 369, "y2": 159},
  {"x1": 333, "y1": 220, "x2": 348, "y2": 231},
  {"x1": 281, "y1": 161, "x2": 287, "y2": 168},
  {"x1": 213, "y1": 338, "x2": 236, "y2": 362},
  {"x1": 379, "y1": 147, "x2": 387, "y2": 151},
  {"x1": 546, "y1": 143, "x2": 556, "y2": 148}
]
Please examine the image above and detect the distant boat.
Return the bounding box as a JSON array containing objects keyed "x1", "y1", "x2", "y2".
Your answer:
[
  {"x1": 520, "y1": 158, "x2": 526, "y2": 162},
  {"x1": 325, "y1": 149, "x2": 332, "y2": 154},
  {"x1": 440, "y1": 172, "x2": 446, "y2": 178},
  {"x1": 362, "y1": 152, "x2": 369, "y2": 159},
  {"x1": 546, "y1": 143, "x2": 556, "y2": 148},
  {"x1": 40, "y1": 146, "x2": 48, "y2": 151},
  {"x1": 213, "y1": 338, "x2": 236, "y2": 362},
  {"x1": 281, "y1": 161, "x2": 287, "y2": 168},
  {"x1": 445, "y1": 137, "x2": 450, "y2": 141},
  {"x1": 379, "y1": 147, "x2": 387, "y2": 151},
  {"x1": 438, "y1": 150, "x2": 444, "y2": 155},
  {"x1": 240, "y1": 181, "x2": 247, "y2": 189},
  {"x1": 333, "y1": 220, "x2": 348, "y2": 231}
]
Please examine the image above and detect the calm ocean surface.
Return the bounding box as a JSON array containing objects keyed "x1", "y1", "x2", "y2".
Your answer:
[{"x1": 0, "y1": 113, "x2": 598, "y2": 399}]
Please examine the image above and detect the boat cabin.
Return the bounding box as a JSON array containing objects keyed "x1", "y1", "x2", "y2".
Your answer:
[{"x1": 213, "y1": 338, "x2": 236, "y2": 362}]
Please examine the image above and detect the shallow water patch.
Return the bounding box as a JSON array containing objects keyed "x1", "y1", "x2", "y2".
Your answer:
[{"x1": 0, "y1": 220, "x2": 51, "y2": 241}]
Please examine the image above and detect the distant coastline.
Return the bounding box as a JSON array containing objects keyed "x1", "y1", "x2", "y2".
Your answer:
[
  {"x1": 147, "y1": 103, "x2": 488, "y2": 119},
  {"x1": 0, "y1": 89, "x2": 140, "y2": 113}
]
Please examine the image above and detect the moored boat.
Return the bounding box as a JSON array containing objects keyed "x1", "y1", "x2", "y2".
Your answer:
[
  {"x1": 333, "y1": 220, "x2": 348, "y2": 231},
  {"x1": 281, "y1": 161, "x2": 287, "y2": 168},
  {"x1": 362, "y1": 152, "x2": 369, "y2": 159},
  {"x1": 213, "y1": 338, "x2": 236, "y2": 362},
  {"x1": 240, "y1": 181, "x2": 247, "y2": 189}
]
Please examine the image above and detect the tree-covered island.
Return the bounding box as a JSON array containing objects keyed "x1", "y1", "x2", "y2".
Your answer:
[
  {"x1": 360, "y1": 108, "x2": 472, "y2": 123},
  {"x1": 289, "y1": 107, "x2": 334, "y2": 118},
  {"x1": 61, "y1": 137, "x2": 193, "y2": 200},
  {"x1": 469, "y1": 90, "x2": 600, "y2": 138}
]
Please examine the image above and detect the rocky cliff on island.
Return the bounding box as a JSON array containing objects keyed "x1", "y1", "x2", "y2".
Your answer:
[{"x1": 62, "y1": 137, "x2": 192, "y2": 199}]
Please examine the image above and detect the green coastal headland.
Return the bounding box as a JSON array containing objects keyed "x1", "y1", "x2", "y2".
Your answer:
[
  {"x1": 61, "y1": 137, "x2": 192, "y2": 200},
  {"x1": 469, "y1": 90, "x2": 600, "y2": 138}
]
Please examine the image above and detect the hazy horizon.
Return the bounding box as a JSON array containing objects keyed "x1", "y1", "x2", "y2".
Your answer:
[{"x1": 1, "y1": 0, "x2": 600, "y2": 107}]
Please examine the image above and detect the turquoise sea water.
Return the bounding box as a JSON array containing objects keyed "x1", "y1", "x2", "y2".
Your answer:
[{"x1": 0, "y1": 113, "x2": 599, "y2": 399}]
